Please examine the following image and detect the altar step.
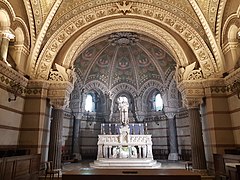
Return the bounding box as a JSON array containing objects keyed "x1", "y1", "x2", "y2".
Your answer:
[{"x1": 90, "y1": 158, "x2": 161, "y2": 169}]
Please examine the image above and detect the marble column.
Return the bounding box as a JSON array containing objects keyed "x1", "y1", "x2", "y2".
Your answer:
[
  {"x1": 187, "y1": 99, "x2": 207, "y2": 171},
  {"x1": 166, "y1": 113, "x2": 179, "y2": 161},
  {"x1": 48, "y1": 106, "x2": 64, "y2": 169},
  {"x1": 48, "y1": 81, "x2": 73, "y2": 169},
  {"x1": 72, "y1": 115, "x2": 81, "y2": 160},
  {"x1": 0, "y1": 31, "x2": 15, "y2": 67}
]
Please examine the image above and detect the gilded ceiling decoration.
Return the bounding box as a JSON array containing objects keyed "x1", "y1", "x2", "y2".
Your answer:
[{"x1": 74, "y1": 33, "x2": 175, "y2": 91}]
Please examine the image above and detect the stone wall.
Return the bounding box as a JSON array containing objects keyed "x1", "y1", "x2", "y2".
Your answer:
[{"x1": 0, "y1": 87, "x2": 24, "y2": 149}]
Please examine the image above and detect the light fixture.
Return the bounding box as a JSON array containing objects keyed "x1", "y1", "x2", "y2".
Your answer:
[{"x1": 8, "y1": 82, "x2": 22, "y2": 102}]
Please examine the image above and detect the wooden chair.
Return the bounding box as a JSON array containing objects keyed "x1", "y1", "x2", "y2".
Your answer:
[
  {"x1": 213, "y1": 154, "x2": 229, "y2": 180},
  {"x1": 44, "y1": 161, "x2": 60, "y2": 179}
]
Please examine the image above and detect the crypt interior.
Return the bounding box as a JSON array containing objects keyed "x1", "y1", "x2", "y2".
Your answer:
[{"x1": 0, "y1": 0, "x2": 240, "y2": 179}]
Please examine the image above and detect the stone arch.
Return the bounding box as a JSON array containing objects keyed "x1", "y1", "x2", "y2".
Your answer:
[
  {"x1": 84, "y1": 80, "x2": 108, "y2": 95},
  {"x1": 33, "y1": 3, "x2": 220, "y2": 80},
  {"x1": 0, "y1": 9, "x2": 11, "y2": 30},
  {"x1": 109, "y1": 83, "x2": 137, "y2": 122},
  {"x1": 82, "y1": 81, "x2": 108, "y2": 113},
  {"x1": 110, "y1": 83, "x2": 137, "y2": 101},
  {"x1": 139, "y1": 80, "x2": 165, "y2": 98},
  {"x1": 140, "y1": 80, "x2": 165, "y2": 112},
  {"x1": 222, "y1": 14, "x2": 240, "y2": 71},
  {"x1": 14, "y1": 27, "x2": 24, "y2": 45},
  {"x1": 228, "y1": 24, "x2": 239, "y2": 41},
  {"x1": 222, "y1": 5, "x2": 240, "y2": 44},
  {"x1": 13, "y1": 18, "x2": 31, "y2": 48}
]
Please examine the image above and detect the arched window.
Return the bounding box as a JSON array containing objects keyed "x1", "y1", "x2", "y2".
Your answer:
[
  {"x1": 155, "y1": 93, "x2": 163, "y2": 111},
  {"x1": 85, "y1": 94, "x2": 93, "y2": 112}
]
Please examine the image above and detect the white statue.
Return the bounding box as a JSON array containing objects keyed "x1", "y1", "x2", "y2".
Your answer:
[{"x1": 117, "y1": 97, "x2": 129, "y2": 125}]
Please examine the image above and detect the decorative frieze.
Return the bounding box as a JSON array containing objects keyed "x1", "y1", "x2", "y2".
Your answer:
[
  {"x1": 0, "y1": 60, "x2": 28, "y2": 87},
  {"x1": 25, "y1": 80, "x2": 50, "y2": 98}
]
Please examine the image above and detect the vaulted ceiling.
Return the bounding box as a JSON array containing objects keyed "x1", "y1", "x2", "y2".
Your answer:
[
  {"x1": 4, "y1": 0, "x2": 240, "y2": 80},
  {"x1": 74, "y1": 32, "x2": 176, "y2": 90}
]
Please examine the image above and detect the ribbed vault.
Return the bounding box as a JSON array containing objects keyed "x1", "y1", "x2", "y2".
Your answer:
[{"x1": 74, "y1": 32, "x2": 176, "y2": 91}]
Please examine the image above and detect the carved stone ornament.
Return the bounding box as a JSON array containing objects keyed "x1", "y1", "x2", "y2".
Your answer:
[
  {"x1": 175, "y1": 62, "x2": 203, "y2": 83},
  {"x1": 0, "y1": 61, "x2": 28, "y2": 87},
  {"x1": 108, "y1": 32, "x2": 139, "y2": 46},
  {"x1": 48, "y1": 63, "x2": 77, "y2": 84},
  {"x1": 24, "y1": 80, "x2": 49, "y2": 98},
  {"x1": 182, "y1": 97, "x2": 202, "y2": 109},
  {"x1": 48, "y1": 81, "x2": 74, "y2": 109},
  {"x1": 50, "y1": 98, "x2": 69, "y2": 109},
  {"x1": 165, "y1": 112, "x2": 176, "y2": 119},
  {"x1": 116, "y1": 1, "x2": 133, "y2": 15}
]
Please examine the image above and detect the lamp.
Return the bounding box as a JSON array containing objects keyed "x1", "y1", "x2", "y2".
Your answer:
[{"x1": 8, "y1": 82, "x2": 22, "y2": 102}]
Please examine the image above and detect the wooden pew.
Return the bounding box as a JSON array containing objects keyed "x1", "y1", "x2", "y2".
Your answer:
[{"x1": 0, "y1": 154, "x2": 41, "y2": 180}]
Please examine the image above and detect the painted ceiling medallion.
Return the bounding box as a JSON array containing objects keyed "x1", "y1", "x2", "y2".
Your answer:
[{"x1": 108, "y1": 32, "x2": 139, "y2": 46}]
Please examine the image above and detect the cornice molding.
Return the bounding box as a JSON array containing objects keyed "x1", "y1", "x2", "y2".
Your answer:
[{"x1": 0, "y1": 60, "x2": 28, "y2": 87}]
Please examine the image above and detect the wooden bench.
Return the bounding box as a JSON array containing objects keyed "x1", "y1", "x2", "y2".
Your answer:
[{"x1": 0, "y1": 154, "x2": 41, "y2": 180}]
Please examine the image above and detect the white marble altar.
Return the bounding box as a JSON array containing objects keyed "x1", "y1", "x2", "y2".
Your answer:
[{"x1": 90, "y1": 97, "x2": 160, "y2": 169}]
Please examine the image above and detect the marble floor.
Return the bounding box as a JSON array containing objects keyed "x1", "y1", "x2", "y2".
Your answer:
[{"x1": 40, "y1": 160, "x2": 216, "y2": 180}]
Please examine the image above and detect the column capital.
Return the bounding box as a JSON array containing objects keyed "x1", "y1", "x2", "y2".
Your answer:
[
  {"x1": 48, "y1": 81, "x2": 74, "y2": 109},
  {"x1": 177, "y1": 80, "x2": 204, "y2": 108},
  {"x1": 183, "y1": 97, "x2": 202, "y2": 109},
  {"x1": 50, "y1": 98, "x2": 69, "y2": 109},
  {"x1": 165, "y1": 112, "x2": 176, "y2": 119}
]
